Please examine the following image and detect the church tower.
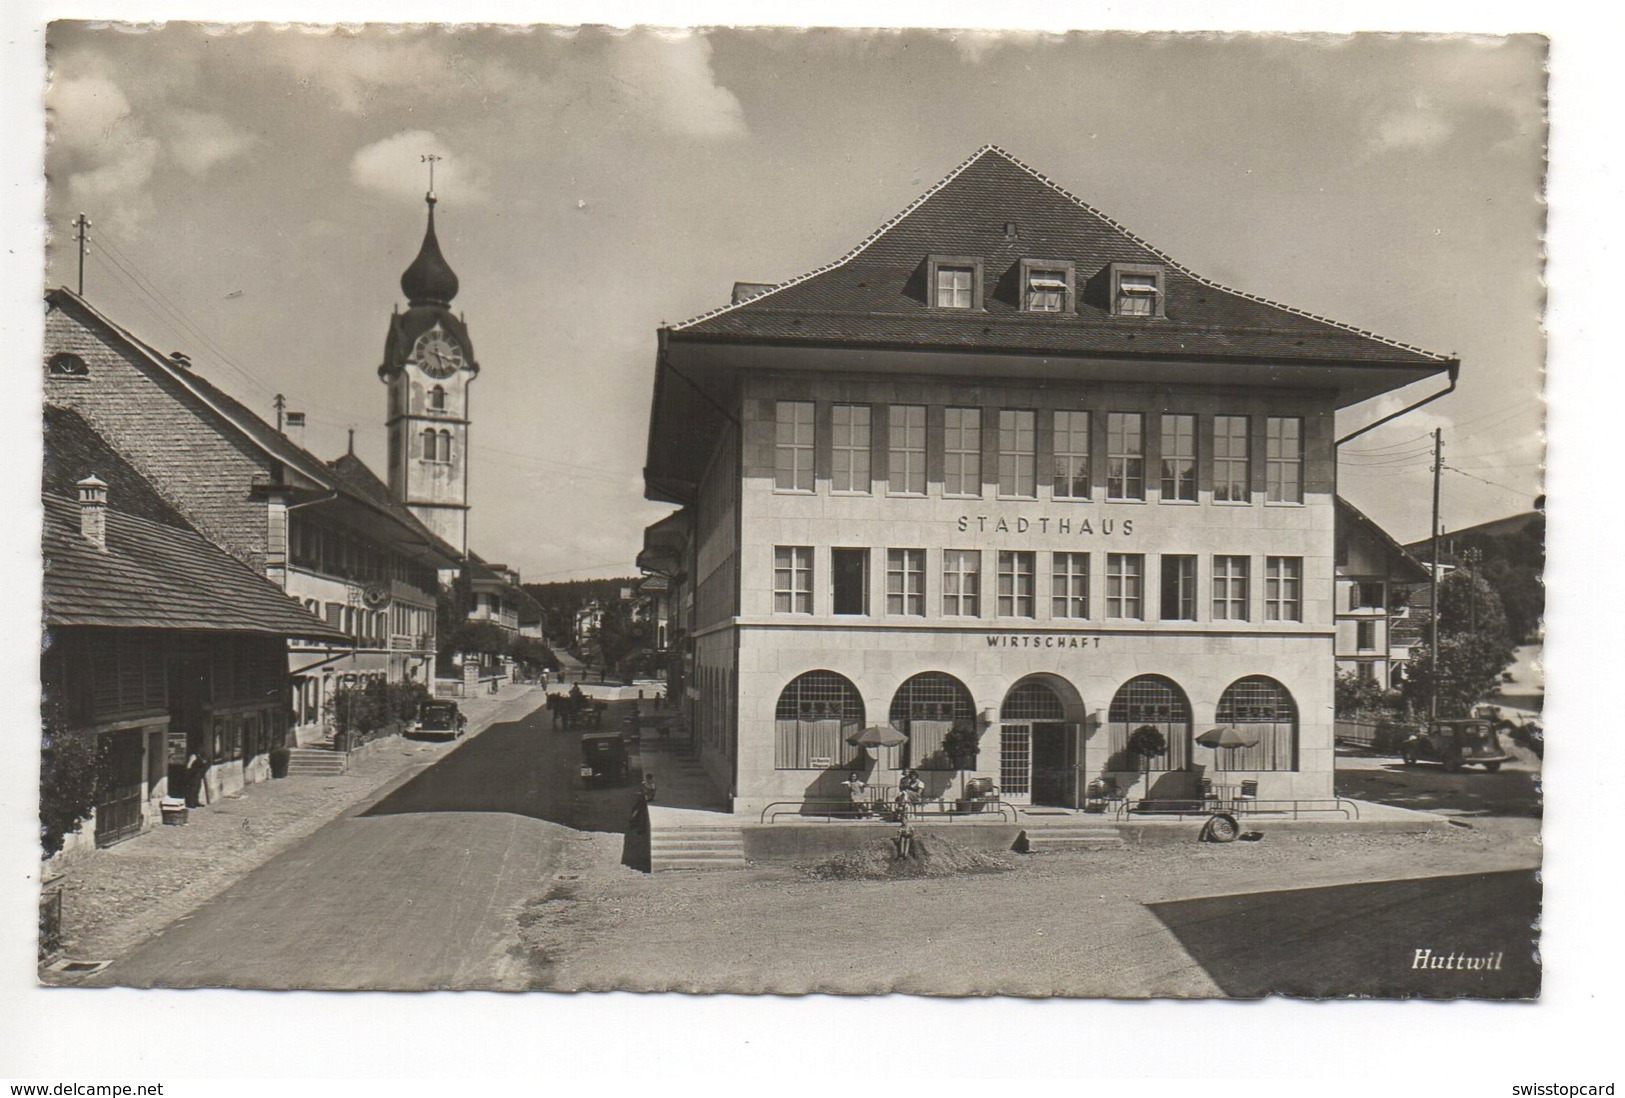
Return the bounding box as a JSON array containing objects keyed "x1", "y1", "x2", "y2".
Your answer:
[{"x1": 379, "y1": 186, "x2": 478, "y2": 555}]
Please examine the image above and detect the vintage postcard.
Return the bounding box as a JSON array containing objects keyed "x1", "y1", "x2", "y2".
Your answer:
[{"x1": 31, "y1": 22, "x2": 1546, "y2": 1012}]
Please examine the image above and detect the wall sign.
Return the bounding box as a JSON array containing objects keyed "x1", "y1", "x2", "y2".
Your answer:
[
  {"x1": 957, "y1": 515, "x2": 1135, "y2": 537},
  {"x1": 986, "y1": 634, "x2": 1104, "y2": 649}
]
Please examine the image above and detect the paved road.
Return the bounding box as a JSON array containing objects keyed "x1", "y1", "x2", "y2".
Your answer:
[{"x1": 86, "y1": 694, "x2": 644, "y2": 990}]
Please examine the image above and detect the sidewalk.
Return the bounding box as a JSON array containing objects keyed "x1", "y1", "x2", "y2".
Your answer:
[{"x1": 40, "y1": 683, "x2": 548, "y2": 975}]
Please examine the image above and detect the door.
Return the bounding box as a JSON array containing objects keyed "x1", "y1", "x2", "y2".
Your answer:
[
  {"x1": 94, "y1": 731, "x2": 144, "y2": 846},
  {"x1": 999, "y1": 724, "x2": 1032, "y2": 803},
  {"x1": 1030, "y1": 722, "x2": 1075, "y2": 806},
  {"x1": 166, "y1": 656, "x2": 207, "y2": 792}
]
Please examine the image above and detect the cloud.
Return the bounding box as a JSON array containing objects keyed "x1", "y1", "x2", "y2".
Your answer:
[
  {"x1": 161, "y1": 110, "x2": 258, "y2": 175},
  {"x1": 604, "y1": 32, "x2": 746, "y2": 140},
  {"x1": 48, "y1": 71, "x2": 159, "y2": 223},
  {"x1": 253, "y1": 30, "x2": 487, "y2": 116},
  {"x1": 350, "y1": 131, "x2": 490, "y2": 205}
]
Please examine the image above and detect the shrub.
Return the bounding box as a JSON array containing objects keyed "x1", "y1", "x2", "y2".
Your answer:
[{"x1": 40, "y1": 713, "x2": 100, "y2": 857}]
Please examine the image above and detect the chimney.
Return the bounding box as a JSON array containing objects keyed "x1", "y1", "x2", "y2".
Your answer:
[
  {"x1": 284, "y1": 410, "x2": 307, "y2": 450},
  {"x1": 76, "y1": 475, "x2": 108, "y2": 550}
]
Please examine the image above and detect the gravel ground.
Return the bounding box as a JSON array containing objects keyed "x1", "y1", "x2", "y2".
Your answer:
[
  {"x1": 515, "y1": 816, "x2": 1541, "y2": 998},
  {"x1": 40, "y1": 686, "x2": 546, "y2": 978}
]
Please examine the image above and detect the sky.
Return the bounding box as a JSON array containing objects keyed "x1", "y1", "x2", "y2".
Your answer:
[{"x1": 39, "y1": 24, "x2": 1546, "y2": 580}]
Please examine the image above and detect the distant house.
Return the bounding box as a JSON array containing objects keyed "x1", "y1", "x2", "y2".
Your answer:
[
  {"x1": 42, "y1": 413, "x2": 345, "y2": 854},
  {"x1": 1334, "y1": 497, "x2": 1431, "y2": 688}
]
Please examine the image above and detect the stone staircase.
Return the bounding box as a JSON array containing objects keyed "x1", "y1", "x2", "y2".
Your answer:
[
  {"x1": 287, "y1": 746, "x2": 347, "y2": 777},
  {"x1": 1020, "y1": 824, "x2": 1125, "y2": 853},
  {"x1": 649, "y1": 826, "x2": 748, "y2": 872}
]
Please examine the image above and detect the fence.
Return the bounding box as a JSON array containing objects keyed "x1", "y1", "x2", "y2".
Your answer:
[{"x1": 1334, "y1": 718, "x2": 1407, "y2": 753}]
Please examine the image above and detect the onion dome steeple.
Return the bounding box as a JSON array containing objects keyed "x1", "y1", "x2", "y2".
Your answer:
[{"x1": 400, "y1": 193, "x2": 459, "y2": 308}]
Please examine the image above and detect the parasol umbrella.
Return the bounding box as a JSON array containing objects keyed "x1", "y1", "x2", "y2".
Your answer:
[
  {"x1": 1196, "y1": 725, "x2": 1260, "y2": 749},
  {"x1": 847, "y1": 724, "x2": 908, "y2": 748}
]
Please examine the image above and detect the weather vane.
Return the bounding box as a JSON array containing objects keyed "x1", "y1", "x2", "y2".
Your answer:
[{"x1": 421, "y1": 153, "x2": 442, "y2": 202}]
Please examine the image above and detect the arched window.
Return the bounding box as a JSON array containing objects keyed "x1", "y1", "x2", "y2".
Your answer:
[
  {"x1": 1107, "y1": 675, "x2": 1192, "y2": 771},
  {"x1": 1214, "y1": 676, "x2": 1298, "y2": 771},
  {"x1": 889, "y1": 672, "x2": 974, "y2": 770},
  {"x1": 429, "y1": 385, "x2": 446, "y2": 411},
  {"x1": 422, "y1": 427, "x2": 437, "y2": 460},
  {"x1": 47, "y1": 352, "x2": 88, "y2": 376},
  {"x1": 774, "y1": 670, "x2": 864, "y2": 770},
  {"x1": 1001, "y1": 680, "x2": 1067, "y2": 721},
  {"x1": 437, "y1": 430, "x2": 453, "y2": 462}
]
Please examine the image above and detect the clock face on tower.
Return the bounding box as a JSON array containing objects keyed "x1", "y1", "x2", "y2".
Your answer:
[{"x1": 412, "y1": 329, "x2": 465, "y2": 379}]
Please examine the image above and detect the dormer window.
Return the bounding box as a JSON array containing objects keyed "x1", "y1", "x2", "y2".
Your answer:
[
  {"x1": 1020, "y1": 259, "x2": 1076, "y2": 313},
  {"x1": 47, "y1": 352, "x2": 88, "y2": 376},
  {"x1": 1110, "y1": 262, "x2": 1166, "y2": 317},
  {"x1": 928, "y1": 255, "x2": 984, "y2": 310}
]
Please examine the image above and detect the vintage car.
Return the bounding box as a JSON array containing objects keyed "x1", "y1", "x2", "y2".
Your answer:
[
  {"x1": 411, "y1": 700, "x2": 467, "y2": 740},
  {"x1": 1400, "y1": 718, "x2": 1512, "y2": 772},
  {"x1": 579, "y1": 732, "x2": 631, "y2": 787}
]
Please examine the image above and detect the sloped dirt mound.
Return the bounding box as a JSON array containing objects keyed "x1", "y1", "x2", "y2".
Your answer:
[{"x1": 802, "y1": 836, "x2": 1016, "y2": 881}]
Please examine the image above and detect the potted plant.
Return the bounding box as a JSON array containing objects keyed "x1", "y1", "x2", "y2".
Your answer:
[
  {"x1": 268, "y1": 744, "x2": 291, "y2": 779},
  {"x1": 942, "y1": 724, "x2": 981, "y2": 809},
  {"x1": 1127, "y1": 724, "x2": 1168, "y2": 799}
]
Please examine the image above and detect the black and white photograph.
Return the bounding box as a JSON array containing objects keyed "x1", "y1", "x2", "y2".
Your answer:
[{"x1": 6, "y1": 0, "x2": 1615, "y2": 1087}]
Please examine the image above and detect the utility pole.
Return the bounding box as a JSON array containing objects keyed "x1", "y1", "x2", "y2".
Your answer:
[
  {"x1": 1429, "y1": 428, "x2": 1443, "y2": 725},
  {"x1": 73, "y1": 213, "x2": 91, "y2": 297}
]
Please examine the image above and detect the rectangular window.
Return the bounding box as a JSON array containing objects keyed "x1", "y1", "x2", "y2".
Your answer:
[
  {"x1": 1053, "y1": 410, "x2": 1091, "y2": 500},
  {"x1": 1266, "y1": 557, "x2": 1303, "y2": 622},
  {"x1": 831, "y1": 548, "x2": 870, "y2": 615},
  {"x1": 1051, "y1": 552, "x2": 1090, "y2": 619},
  {"x1": 1116, "y1": 272, "x2": 1159, "y2": 316},
  {"x1": 943, "y1": 407, "x2": 982, "y2": 497},
  {"x1": 1352, "y1": 581, "x2": 1386, "y2": 610},
  {"x1": 774, "y1": 401, "x2": 814, "y2": 492},
  {"x1": 1357, "y1": 661, "x2": 1377, "y2": 682},
  {"x1": 1107, "y1": 412, "x2": 1144, "y2": 500},
  {"x1": 1160, "y1": 413, "x2": 1196, "y2": 501},
  {"x1": 1357, "y1": 620, "x2": 1378, "y2": 651},
  {"x1": 1023, "y1": 266, "x2": 1070, "y2": 312},
  {"x1": 1160, "y1": 555, "x2": 1197, "y2": 621},
  {"x1": 773, "y1": 546, "x2": 813, "y2": 614},
  {"x1": 998, "y1": 409, "x2": 1036, "y2": 497},
  {"x1": 1213, "y1": 555, "x2": 1251, "y2": 621},
  {"x1": 830, "y1": 404, "x2": 871, "y2": 493},
  {"x1": 888, "y1": 405, "x2": 926, "y2": 495},
  {"x1": 1106, "y1": 553, "x2": 1144, "y2": 620},
  {"x1": 1214, "y1": 415, "x2": 1251, "y2": 503},
  {"x1": 942, "y1": 549, "x2": 981, "y2": 617},
  {"x1": 936, "y1": 265, "x2": 974, "y2": 309},
  {"x1": 1266, "y1": 416, "x2": 1304, "y2": 503},
  {"x1": 997, "y1": 551, "x2": 1036, "y2": 617},
  {"x1": 886, "y1": 549, "x2": 926, "y2": 616}
]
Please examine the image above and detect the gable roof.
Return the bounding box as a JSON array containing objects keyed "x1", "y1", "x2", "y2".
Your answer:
[
  {"x1": 44, "y1": 404, "x2": 190, "y2": 529},
  {"x1": 1336, "y1": 496, "x2": 1431, "y2": 585},
  {"x1": 47, "y1": 288, "x2": 463, "y2": 568},
  {"x1": 674, "y1": 146, "x2": 1452, "y2": 368},
  {"x1": 43, "y1": 493, "x2": 348, "y2": 638}
]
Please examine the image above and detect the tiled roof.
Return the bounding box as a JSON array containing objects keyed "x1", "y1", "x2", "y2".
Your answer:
[
  {"x1": 324, "y1": 452, "x2": 461, "y2": 561},
  {"x1": 47, "y1": 289, "x2": 461, "y2": 567},
  {"x1": 43, "y1": 404, "x2": 190, "y2": 529},
  {"x1": 675, "y1": 146, "x2": 1451, "y2": 367},
  {"x1": 42, "y1": 494, "x2": 348, "y2": 638}
]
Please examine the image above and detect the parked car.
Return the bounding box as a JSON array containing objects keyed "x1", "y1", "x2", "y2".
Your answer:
[
  {"x1": 411, "y1": 700, "x2": 467, "y2": 740},
  {"x1": 579, "y1": 732, "x2": 630, "y2": 786},
  {"x1": 1474, "y1": 702, "x2": 1545, "y2": 757},
  {"x1": 1400, "y1": 718, "x2": 1512, "y2": 772}
]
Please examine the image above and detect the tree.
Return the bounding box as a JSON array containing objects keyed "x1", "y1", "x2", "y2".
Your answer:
[
  {"x1": 1335, "y1": 670, "x2": 1393, "y2": 718},
  {"x1": 40, "y1": 702, "x2": 101, "y2": 856},
  {"x1": 1401, "y1": 569, "x2": 1515, "y2": 718}
]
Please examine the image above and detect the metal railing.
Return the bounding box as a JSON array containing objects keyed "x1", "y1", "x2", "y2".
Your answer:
[
  {"x1": 760, "y1": 798, "x2": 1018, "y2": 824},
  {"x1": 1113, "y1": 797, "x2": 1361, "y2": 821}
]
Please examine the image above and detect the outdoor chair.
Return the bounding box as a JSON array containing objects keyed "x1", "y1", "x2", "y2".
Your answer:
[{"x1": 1236, "y1": 780, "x2": 1259, "y2": 812}]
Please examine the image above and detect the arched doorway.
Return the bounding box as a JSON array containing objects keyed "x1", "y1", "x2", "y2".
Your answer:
[
  {"x1": 1000, "y1": 676, "x2": 1086, "y2": 806},
  {"x1": 1106, "y1": 675, "x2": 1193, "y2": 785},
  {"x1": 1214, "y1": 676, "x2": 1298, "y2": 771},
  {"x1": 773, "y1": 670, "x2": 865, "y2": 771}
]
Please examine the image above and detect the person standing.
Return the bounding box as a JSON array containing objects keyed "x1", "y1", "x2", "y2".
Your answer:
[{"x1": 185, "y1": 752, "x2": 209, "y2": 809}]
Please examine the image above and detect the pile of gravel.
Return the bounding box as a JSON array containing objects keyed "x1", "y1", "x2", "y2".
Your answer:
[{"x1": 802, "y1": 835, "x2": 1016, "y2": 881}]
